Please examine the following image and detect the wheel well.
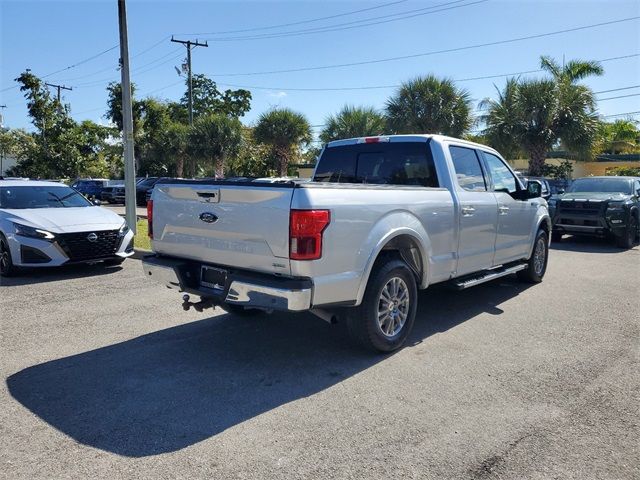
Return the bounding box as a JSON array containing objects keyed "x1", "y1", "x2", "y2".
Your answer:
[
  {"x1": 539, "y1": 219, "x2": 550, "y2": 235},
  {"x1": 376, "y1": 234, "x2": 424, "y2": 283}
]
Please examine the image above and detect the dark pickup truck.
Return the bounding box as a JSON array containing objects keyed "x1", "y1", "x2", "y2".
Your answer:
[{"x1": 549, "y1": 176, "x2": 640, "y2": 248}]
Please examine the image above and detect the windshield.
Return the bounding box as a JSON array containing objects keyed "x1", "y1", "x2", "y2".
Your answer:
[
  {"x1": 0, "y1": 186, "x2": 93, "y2": 209},
  {"x1": 567, "y1": 178, "x2": 632, "y2": 194},
  {"x1": 138, "y1": 178, "x2": 158, "y2": 187}
]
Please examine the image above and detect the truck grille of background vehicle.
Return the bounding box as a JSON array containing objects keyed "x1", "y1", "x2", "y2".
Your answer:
[{"x1": 56, "y1": 230, "x2": 121, "y2": 261}]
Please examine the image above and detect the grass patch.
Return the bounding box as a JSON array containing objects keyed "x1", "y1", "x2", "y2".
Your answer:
[{"x1": 134, "y1": 219, "x2": 151, "y2": 251}]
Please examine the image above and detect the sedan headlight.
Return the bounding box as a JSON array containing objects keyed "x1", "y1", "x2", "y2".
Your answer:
[
  {"x1": 118, "y1": 222, "x2": 130, "y2": 237},
  {"x1": 13, "y1": 223, "x2": 56, "y2": 241}
]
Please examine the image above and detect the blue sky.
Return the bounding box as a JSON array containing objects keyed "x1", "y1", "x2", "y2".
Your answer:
[{"x1": 1, "y1": 0, "x2": 639, "y2": 139}]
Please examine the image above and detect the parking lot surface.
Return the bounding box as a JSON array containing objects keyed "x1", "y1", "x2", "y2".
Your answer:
[{"x1": 1, "y1": 239, "x2": 638, "y2": 479}]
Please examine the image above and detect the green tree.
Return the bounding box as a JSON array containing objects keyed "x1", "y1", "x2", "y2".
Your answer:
[
  {"x1": 385, "y1": 75, "x2": 472, "y2": 136},
  {"x1": 159, "y1": 122, "x2": 191, "y2": 177},
  {"x1": 594, "y1": 119, "x2": 640, "y2": 154},
  {"x1": 180, "y1": 74, "x2": 252, "y2": 119},
  {"x1": 478, "y1": 79, "x2": 525, "y2": 160},
  {"x1": 190, "y1": 114, "x2": 243, "y2": 178},
  {"x1": 320, "y1": 105, "x2": 386, "y2": 143},
  {"x1": 481, "y1": 56, "x2": 602, "y2": 175},
  {"x1": 254, "y1": 108, "x2": 312, "y2": 176},
  {"x1": 226, "y1": 127, "x2": 276, "y2": 178}
]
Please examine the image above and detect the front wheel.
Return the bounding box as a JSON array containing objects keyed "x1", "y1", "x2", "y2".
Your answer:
[
  {"x1": 0, "y1": 235, "x2": 18, "y2": 277},
  {"x1": 615, "y1": 215, "x2": 638, "y2": 249},
  {"x1": 346, "y1": 258, "x2": 418, "y2": 353},
  {"x1": 517, "y1": 229, "x2": 549, "y2": 283}
]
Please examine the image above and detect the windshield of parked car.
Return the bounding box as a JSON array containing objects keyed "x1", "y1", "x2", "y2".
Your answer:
[
  {"x1": 313, "y1": 142, "x2": 439, "y2": 187},
  {"x1": 0, "y1": 186, "x2": 93, "y2": 209},
  {"x1": 567, "y1": 178, "x2": 632, "y2": 194},
  {"x1": 138, "y1": 178, "x2": 158, "y2": 187}
]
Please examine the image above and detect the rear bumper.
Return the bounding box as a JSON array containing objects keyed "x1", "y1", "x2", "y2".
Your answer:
[{"x1": 142, "y1": 255, "x2": 312, "y2": 312}]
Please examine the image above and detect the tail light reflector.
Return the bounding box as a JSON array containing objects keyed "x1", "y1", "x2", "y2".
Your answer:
[{"x1": 290, "y1": 210, "x2": 330, "y2": 260}]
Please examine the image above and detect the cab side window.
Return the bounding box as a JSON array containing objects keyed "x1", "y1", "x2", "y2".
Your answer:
[
  {"x1": 482, "y1": 151, "x2": 518, "y2": 194},
  {"x1": 449, "y1": 146, "x2": 487, "y2": 192}
]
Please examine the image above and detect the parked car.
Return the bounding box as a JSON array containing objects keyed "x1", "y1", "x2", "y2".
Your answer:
[
  {"x1": 549, "y1": 176, "x2": 640, "y2": 248},
  {"x1": 0, "y1": 180, "x2": 135, "y2": 276},
  {"x1": 142, "y1": 135, "x2": 550, "y2": 352},
  {"x1": 70, "y1": 179, "x2": 110, "y2": 200},
  {"x1": 546, "y1": 178, "x2": 572, "y2": 195},
  {"x1": 100, "y1": 183, "x2": 124, "y2": 203},
  {"x1": 136, "y1": 177, "x2": 160, "y2": 206}
]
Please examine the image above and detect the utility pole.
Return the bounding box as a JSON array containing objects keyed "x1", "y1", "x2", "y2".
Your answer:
[
  {"x1": 118, "y1": 0, "x2": 137, "y2": 234},
  {"x1": 45, "y1": 82, "x2": 72, "y2": 104},
  {"x1": 170, "y1": 36, "x2": 208, "y2": 125}
]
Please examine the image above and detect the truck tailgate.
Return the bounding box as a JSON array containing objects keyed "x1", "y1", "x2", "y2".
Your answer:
[{"x1": 151, "y1": 182, "x2": 294, "y2": 275}]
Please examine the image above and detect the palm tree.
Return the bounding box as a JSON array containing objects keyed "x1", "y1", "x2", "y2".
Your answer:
[
  {"x1": 189, "y1": 114, "x2": 242, "y2": 178},
  {"x1": 254, "y1": 108, "x2": 312, "y2": 176},
  {"x1": 320, "y1": 105, "x2": 386, "y2": 143},
  {"x1": 386, "y1": 75, "x2": 472, "y2": 136},
  {"x1": 478, "y1": 78, "x2": 523, "y2": 160},
  {"x1": 161, "y1": 121, "x2": 190, "y2": 178},
  {"x1": 481, "y1": 56, "x2": 602, "y2": 175},
  {"x1": 540, "y1": 56, "x2": 604, "y2": 84}
]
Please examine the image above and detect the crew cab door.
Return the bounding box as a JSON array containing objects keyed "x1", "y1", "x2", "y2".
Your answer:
[
  {"x1": 448, "y1": 145, "x2": 498, "y2": 276},
  {"x1": 480, "y1": 150, "x2": 537, "y2": 265}
]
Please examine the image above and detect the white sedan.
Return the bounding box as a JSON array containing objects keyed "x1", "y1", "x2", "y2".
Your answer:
[{"x1": 0, "y1": 180, "x2": 135, "y2": 276}]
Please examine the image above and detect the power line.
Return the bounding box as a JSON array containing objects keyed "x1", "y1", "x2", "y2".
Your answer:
[
  {"x1": 214, "y1": 55, "x2": 639, "y2": 92},
  {"x1": 177, "y1": 0, "x2": 409, "y2": 36},
  {"x1": 42, "y1": 45, "x2": 119, "y2": 79},
  {"x1": 203, "y1": 0, "x2": 486, "y2": 42},
  {"x1": 597, "y1": 93, "x2": 640, "y2": 101},
  {"x1": 594, "y1": 85, "x2": 640, "y2": 94},
  {"x1": 211, "y1": 16, "x2": 640, "y2": 77},
  {"x1": 602, "y1": 111, "x2": 640, "y2": 118}
]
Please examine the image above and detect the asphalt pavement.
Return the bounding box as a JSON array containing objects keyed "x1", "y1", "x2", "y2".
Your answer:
[{"x1": 0, "y1": 237, "x2": 638, "y2": 479}]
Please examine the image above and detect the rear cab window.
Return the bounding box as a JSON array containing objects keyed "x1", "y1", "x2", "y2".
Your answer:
[{"x1": 314, "y1": 141, "x2": 439, "y2": 187}]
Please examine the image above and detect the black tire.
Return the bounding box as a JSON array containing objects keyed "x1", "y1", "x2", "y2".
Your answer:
[
  {"x1": 0, "y1": 234, "x2": 18, "y2": 277},
  {"x1": 517, "y1": 229, "x2": 549, "y2": 283},
  {"x1": 551, "y1": 231, "x2": 563, "y2": 243},
  {"x1": 615, "y1": 215, "x2": 638, "y2": 249},
  {"x1": 220, "y1": 303, "x2": 265, "y2": 317},
  {"x1": 346, "y1": 258, "x2": 418, "y2": 353},
  {"x1": 104, "y1": 257, "x2": 126, "y2": 266}
]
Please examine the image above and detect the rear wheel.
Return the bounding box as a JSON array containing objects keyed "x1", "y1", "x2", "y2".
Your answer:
[
  {"x1": 615, "y1": 215, "x2": 638, "y2": 249},
  {"x1": 0, "y1": 235, "x2": 18, "y2": 277},
  {"x1": 517, "y1": 229, "x2": 549, "y2": 283},
  {"x1": 346, "y1": 258, "x2": 418, "y2": 353}
]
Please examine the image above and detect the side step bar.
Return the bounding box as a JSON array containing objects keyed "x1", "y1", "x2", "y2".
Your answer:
[{"x1": 452, "y1": 263, "x2": 527, "y2": 290}]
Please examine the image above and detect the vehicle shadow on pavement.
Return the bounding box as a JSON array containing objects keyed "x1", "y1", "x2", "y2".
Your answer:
[
  {"x1": 550, "y1": 235, "x2": 637, "y2": 254},
  {"x1": 0, "y1": 263, "x2": 123, "y2": 287},
  {"x1": 6, "y1": 278, "x2": 531, "y2": 458}
]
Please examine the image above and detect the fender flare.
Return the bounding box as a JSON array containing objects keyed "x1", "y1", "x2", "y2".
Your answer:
[{"x1": 354, "y1": 222, "x2": 431, "y2": 306}]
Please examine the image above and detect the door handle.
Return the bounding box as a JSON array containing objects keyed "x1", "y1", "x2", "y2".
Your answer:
[
  {"x1": 461, "y1": 206, "x2": 476, "y2": 216},
  {"x1": 498, "y1": 206, "x2": 510, "y2": 215}
]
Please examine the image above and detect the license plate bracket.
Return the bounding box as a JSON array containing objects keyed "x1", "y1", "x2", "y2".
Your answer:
[{"x1": 200, "y1": 265, "x2": 227, "y2": 291}]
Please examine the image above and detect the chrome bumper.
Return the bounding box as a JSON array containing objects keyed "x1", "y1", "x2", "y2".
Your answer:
[{"x1": 142, "y1": 256, "x2": 312, "y2": 312}]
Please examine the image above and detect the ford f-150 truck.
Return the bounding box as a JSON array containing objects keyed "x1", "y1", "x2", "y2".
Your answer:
[{"x1": 143, "y1": 135, "x2": 550, "y2": 352}]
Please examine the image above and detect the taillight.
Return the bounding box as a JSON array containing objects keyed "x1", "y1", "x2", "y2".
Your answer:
[
  {"x1": 147, "y1": 200, "x2": 153, "y2": 238},
  {"x1": 290, "y1": 210, "x2": 330, "y2": 260}
]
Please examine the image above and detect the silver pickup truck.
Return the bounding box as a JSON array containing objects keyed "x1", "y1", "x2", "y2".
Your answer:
[{"x1": 143, "y1": 135, "x2": 550, "y2": 352}]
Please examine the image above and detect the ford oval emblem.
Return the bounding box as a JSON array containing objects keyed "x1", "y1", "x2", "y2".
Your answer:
[
  {"x1": 87, "y1": 232, "x2": 98, "y2": 242},
  {"x1": 199, "y1": 212, "x2": 218, "y2": 224}
]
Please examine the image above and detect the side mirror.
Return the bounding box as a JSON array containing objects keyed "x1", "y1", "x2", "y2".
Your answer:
[
  {"x1": 93, "y1": 199, "x2": 102, "y2": 206},
  {"x1": 557, "y1": 188, "x2": 565, "y2": 195},
  {"x1": 526, "y1": 180, "x2": 542, "y2": 199}
]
